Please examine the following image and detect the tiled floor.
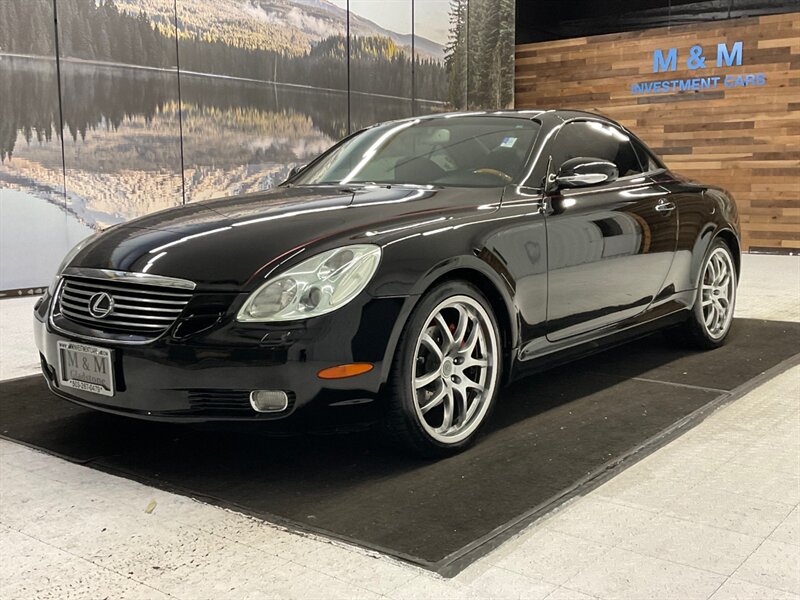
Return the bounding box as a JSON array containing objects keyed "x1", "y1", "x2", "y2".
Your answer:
[{"x1": 1, "y1": 254, "x2": 798, "y2": 599}]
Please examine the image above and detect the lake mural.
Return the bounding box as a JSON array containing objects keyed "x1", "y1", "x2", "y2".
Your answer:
[{"x1": 0, "y1": 0, "x2": 514, "y2": 291}]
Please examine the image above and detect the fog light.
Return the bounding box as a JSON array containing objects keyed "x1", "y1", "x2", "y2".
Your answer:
[{"x1": 249, "y1": 390, "x2": 289, "y2": 413}]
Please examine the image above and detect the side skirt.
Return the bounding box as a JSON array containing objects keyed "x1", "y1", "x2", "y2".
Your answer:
[{"x1": 508, "y1": 300, "x2": 693, "y2": 382}]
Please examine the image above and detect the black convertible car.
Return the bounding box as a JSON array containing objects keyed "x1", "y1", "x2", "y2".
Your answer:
[{"x1": 34, "y1": 110, "x2": 740, "y2": 456}]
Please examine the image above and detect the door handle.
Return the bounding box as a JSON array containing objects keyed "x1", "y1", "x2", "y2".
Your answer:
[{"x1": 655, "y1": 199, "x2": 676, "y2": 213}]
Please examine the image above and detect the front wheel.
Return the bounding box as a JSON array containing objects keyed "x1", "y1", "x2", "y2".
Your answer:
[
  {"x1": 384, "y1": 281, "x2": 502, "y2": 458},
  {"x1": 669, "y1": 239, "x2": 737, "y2": 349}
]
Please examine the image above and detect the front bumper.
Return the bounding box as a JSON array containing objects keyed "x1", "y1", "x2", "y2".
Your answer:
[{"x1": 34, "y1": 291, "x2": 410, "y2": 427}]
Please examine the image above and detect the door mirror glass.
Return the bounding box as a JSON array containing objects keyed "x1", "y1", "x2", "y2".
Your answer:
[
  {"x1": 287, "y1": 164, "x2": 307, "y2": 180},
  {"x1": 553, "y1": 157, "x2": 618, "y2": 189}
]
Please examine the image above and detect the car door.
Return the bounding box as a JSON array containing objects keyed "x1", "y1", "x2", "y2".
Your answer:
[{"x1": 543, "y1": 120, "x2": 678, "y2": 341}]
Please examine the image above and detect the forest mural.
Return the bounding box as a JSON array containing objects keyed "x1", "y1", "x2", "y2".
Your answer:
[{"x1": 0, "y1": 0, "x2": 514, "y2": 291}]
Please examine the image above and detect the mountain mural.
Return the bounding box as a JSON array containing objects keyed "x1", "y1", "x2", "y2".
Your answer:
[
  {"x1": 113, "y1": 0, "x2": 445, "y2": 60},
  {"x1": 0, "y1": 0, "x2": 514, "y2": 292}
]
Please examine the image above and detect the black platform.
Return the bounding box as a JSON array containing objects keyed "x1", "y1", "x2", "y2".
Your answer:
[{"x1": 2, "y1": 318, "x2": 798, "y2": 575}]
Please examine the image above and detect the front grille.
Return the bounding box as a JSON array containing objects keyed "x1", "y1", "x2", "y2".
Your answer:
[{"x1": 57, "y1": 276, "x2": 192, "y2": 336}]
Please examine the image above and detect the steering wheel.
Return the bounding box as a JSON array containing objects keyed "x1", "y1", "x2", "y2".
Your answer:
[{"x1": 472, "y1": 168, "x2": 513, "y2": 183}]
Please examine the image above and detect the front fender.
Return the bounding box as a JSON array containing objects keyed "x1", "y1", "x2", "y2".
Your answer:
[{"x1": 370, "y1": 247, "x2": 521, "y2": 388}]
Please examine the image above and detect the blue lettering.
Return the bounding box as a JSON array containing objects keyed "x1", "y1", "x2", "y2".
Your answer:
[
  {"x1": 717, "y1": 41, "x2": 743, "y2": 67},
  {"x1": 653, "y1": 48, "x2": 677, "y2": 73},
  {"x1": 630, "y1": 72, "x2": 761, "y2": 95},
  {"x1": 687, "y1": 45, "x2": 706, "y2": 70}
]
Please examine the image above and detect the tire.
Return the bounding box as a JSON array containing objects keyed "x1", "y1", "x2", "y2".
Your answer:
[
  {"x1": 666, "y1": 239, "x2": 737, "y2": 350},
  {"x1": 383, "y1": 281, "x2": 502, "y2": 458}
]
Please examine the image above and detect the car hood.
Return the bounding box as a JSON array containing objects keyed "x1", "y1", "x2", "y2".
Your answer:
[{"x1": 73, "y1": 185, "x2": 501, "y2": 290}]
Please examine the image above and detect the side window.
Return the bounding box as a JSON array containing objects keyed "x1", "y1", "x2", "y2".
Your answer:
[
  {"x1": 630, "y1": 136, "x2": 662, "y2": 173},
  {"x1": 550, "y1": 121, "x2": 643, "y2": 179}
]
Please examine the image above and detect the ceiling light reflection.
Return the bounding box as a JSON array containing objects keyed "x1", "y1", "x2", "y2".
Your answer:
[
  {"x1": 149, "y1": 226, "x2": 233, "y2": 254},
  {"x1": 142, "y1": 251, "x2": 167, "y2": 273}
]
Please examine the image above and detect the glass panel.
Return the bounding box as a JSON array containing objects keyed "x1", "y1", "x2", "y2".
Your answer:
[
  {"x1": 440, "y1": 0, "x2": 469, "y2": 110},
  {"x1": 413, "y1": 0, "x2": 450, "y2": 115},
  {"x1": 468, "y1": 0, "x2": 515, "y2": 109},
  {"x1": 0, "y1": 0, "x2": 81, "y2": 290},
  {"x1": 630, "y1": 137, "x2": 663, "y2": 172},
  {"x1": 348, "y1": 0, "x2": 413, "y2": 131},
  {"x1": 177, "y1": 0, "x2": 348, "y2": 202},
  {"x1": 56, "y1": 0, "x2": 183, "y2": 226},
  {"x1": 551, "y1": 122, "x2": 643, "y2": 178}
]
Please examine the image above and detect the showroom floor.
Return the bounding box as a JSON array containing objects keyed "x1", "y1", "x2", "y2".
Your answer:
[{"x1": 1, "y1": 254, "x2": 798, "y2": 600}]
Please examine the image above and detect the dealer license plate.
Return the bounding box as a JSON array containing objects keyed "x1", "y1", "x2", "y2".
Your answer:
[{"x1": 57, "y1": 341, "x2": 114, "y2": 397}]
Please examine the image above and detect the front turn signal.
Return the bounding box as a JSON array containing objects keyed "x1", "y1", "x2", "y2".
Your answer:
[{"x1": 317, "y1": 363, "x2": 374, "y2": 380}]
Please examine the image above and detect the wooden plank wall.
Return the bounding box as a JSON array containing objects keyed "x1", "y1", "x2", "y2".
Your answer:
[{"x1": 515, "y1": 12, "x2": 800, "y2": 252}]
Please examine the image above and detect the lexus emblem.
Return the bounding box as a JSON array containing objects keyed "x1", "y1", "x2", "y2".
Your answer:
[{"x1": 88, "y1": 292, "x2": 114, "y2": 319}]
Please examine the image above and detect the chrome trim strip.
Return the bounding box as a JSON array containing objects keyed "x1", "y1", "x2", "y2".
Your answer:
[
  {"x1": 62, "y1": 268, "x2": 196, "y2": 291},
  {"x1": 60, "y1": 295, "x2": 185, "y2": 314},
  {"x1": 61, "y1": 292, "x2": 184, "y2": 313},
  {"x1": 61, "y1": 307, "x2": 167, "y2": 329},
  {"x1": 60, "y1": 300, "x2": 176, "y2": 321},
  {"x1": 66, "y1": 280, "x2": 191, "y2": 299},
  {"x1": 96, "y1": 302, "x2": 182, "y2": 314},
  {"x1": 63, "y1": 287, "x2": 189, "y2": 304}
]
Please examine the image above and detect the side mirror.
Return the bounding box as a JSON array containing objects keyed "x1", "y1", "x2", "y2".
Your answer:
[
  {"x1": 287, "y1": 164, "x2": 306, "y2": 180},
  {"x1": 553, "y1": 157, "x2": 618, "y2": 189}
]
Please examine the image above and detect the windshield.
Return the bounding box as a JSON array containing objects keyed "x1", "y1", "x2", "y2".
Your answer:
[{"x1": 292, "y1": 117, "x2": 540, "y2": 188}]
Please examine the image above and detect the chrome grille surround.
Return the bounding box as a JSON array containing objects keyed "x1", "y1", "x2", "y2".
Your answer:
[{"x1": 52, "y1": 268, "x2": 195, "y2": 340}]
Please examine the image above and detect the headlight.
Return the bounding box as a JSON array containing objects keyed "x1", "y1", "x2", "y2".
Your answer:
[
  {"x1": 237, "y1": 244, "x2": 382, "y2": 322},
  {"x1": 47, "y1": 233, "x2": 99, "y2": 295}
]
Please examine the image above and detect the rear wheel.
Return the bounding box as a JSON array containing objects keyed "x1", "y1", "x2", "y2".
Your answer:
[
  {"x1": 384, "y1": 281, "x2": 501, "y2": 458},
  {"x1": 668, "y1": 239, "x2": 737, "y2": 349}
]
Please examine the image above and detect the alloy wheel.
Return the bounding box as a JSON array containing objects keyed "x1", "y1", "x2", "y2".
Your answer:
[
  {"x1": 411, "y1": 295, "x2": 499, "y2": 444},
  {"x1": 700, "y1": 247, "x2": 736, "y2": 340}
]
